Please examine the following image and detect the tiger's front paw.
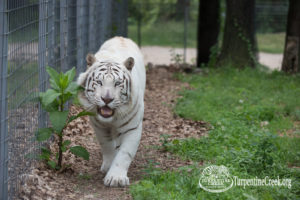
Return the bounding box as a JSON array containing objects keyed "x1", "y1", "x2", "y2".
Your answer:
[
  {"x1": 104, "y1": 171, "x2": 130, "y2": 187},
  {"x1": 100, "y1": 161, "x2": 111, "y2": 173}
]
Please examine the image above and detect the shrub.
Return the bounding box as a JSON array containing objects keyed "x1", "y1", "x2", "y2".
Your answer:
[{"x1": 36, "y1": 67, "x2": 93, "y2": 170}]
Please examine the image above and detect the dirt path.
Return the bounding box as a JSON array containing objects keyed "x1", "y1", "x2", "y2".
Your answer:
[
  {"x1": 141, "y1": 46, "x2": 283, "y2": 70},
  {"x1": 20, "y1": 67, "x2": 207, "y2": 200}
]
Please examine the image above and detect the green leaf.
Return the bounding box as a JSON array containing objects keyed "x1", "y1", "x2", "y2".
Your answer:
[
  {"x1": 39, "y1": 147, "x2": 51, "y2": 161},
  {"x1": 41, "y1": 89, "x2": 61, "y2": 106},
  {"x1": 47, "y1": 160, "x2": 57, "y2": 169},
  {"x1": 68, "y1": 111, "x2": 95, "y2": 123},
  {"x1": 46, "y1": 67, "x2": 60, "y2": 88},
  {"x1": 61, "y1": 146, "x2": 67, "y2": 152},
  {"x1": 172, "y1": 139, "x2": 179, "y2": 145},
  {"x1": 59, "y1": 74, "x2": 69, "y2": 90},
  {"x1": 41, "y1": 147, "x2": 51, "y2": 155},
  {"x1": 61, "y1": 140, "x2": 71, "y2": 152},
  {"x1": 49, "y1": 78, "x2": 60, "y2": 91},
  {"x1": 65, "y1": 67, "x2": 76, "y2": 82},
  {"x1": 49, "y1": 111, "x2": 69, "y2": 133},
  {"x1": 63, "y1": 140, "x2": 71, "y2": 146},
  {"x1": 65, "y1": 82, "x2": 79, "y2": 95},
  {"x1": 62, "y1": 92, "x2": 73, "y2": 103},
  {"x1": 36, "y1": 128, "x2": 53, "y2": 142},
  {"x1": 55, "y1": 152, "x2": 59, "y2": 160},
  {"x1": 70, "y1": 146, "x2": 89, "y2": 160},
  {"x1": 43, "y1": 100, "x2": 59, "y2": 112}
]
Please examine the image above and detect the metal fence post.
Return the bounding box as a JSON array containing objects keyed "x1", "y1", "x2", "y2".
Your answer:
[
  {"x1": 183, "y1": 0, "x2": 189, "y2": 63},
  {"x1": 67, "y1": 0, "x2": 77, "y2": 69},
  {"x1": 95, "y1": 1, "x2": 102, "y2": 48},
  {"x1": 82, "y1": 0, "x2": 89, "y2": 62},
  {"x1": 60, "y1": 0, "x2": 67, "y2": 72},
  {"x1": 77, "y1": 0, "x2": 84, "y2": 72},
  {"x1": 48, "y1": 0, "x2": 55, "y2": 69},
  {"x1": 99, "y1": 0, "x2": 112, "y2": 45},
  {"x1": 0, "y1": 0, "x2": 8, "y2": 198},
  {"x1": 54, "y1": 0, "x2": 60, "y2": 70},
  {"x1": 112, "y1": 0, "x2": 128, "y2": 37},
  {"x1": 38, "y1": 0, "x2": 47, "y2": 128},
  {"x1": 88, "y1": 0, "x2": 96, "y2": 52}
]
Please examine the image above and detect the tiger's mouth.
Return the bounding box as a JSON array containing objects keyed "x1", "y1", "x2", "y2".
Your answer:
[{"x1": 97, "y1": 106, "x2": 114, "y2": 118}]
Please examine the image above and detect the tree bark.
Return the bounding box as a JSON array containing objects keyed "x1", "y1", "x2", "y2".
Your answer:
[
  {"x1": 281, "y1": 0, "x2": 300, "y2": 73},
  {"x1": 218, "y1": 0, "x2": 257, "y2": 68},
  {"x1": 197, "y1": 0, "x2": 220, "y2": 66}
]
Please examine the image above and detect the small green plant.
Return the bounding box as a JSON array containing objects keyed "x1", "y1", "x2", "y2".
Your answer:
[
  {"x1": 207, "y1": 44, "x2": 220, "y2": 68},
  {"x1": 78, "y1": 173, "x2": 92, "y2": 180},
  {"x1": 142, "y1": 160, "x2": 161, "y2": 178},
  {"x1": 170, "y1": 48, "x2": 184, "y2": 66},
  {"x1": 159, "y1": 134, "x2": 171, "y2": 152},
  {"x1": 36, "y1": 67, "x2": 94, "y2": 170}
]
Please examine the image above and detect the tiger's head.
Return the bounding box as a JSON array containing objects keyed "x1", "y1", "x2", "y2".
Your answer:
[{"x1": 77, "y1": 54, "x2": 135, "y2": 121}]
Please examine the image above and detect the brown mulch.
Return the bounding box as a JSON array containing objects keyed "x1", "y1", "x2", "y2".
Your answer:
[{"x1": 20, "y1": 67, "x2": 208, "y2": 200}]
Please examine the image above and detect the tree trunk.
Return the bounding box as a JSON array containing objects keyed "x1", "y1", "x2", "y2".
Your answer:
[
  {"x1": 281, "y1": 0, "x2": 300, "y2": 73},
  {"x1": 218, "y1": 0, "x2": 257, "y2": 68},
  {"x1": 197, "y1": 0, "x2": 220, "y2": 67}
]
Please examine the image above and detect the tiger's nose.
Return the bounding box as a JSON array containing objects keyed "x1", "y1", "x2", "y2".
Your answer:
[{"x1": 101, "y1": 97, "x2": 114, "y2": 104}]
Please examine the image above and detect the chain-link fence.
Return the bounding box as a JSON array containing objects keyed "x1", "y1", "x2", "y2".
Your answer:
[
  {"x1": 256, "y1": 1, "x2": 289, "y2": 33},
  {"x1": 0, "y1": 0, "x2": 127, "y2": 199},
  {"x1": 127, "y1": 0, "x2": 198, "y2": 64},
  {"x1": 127, "y1": 0, "x2": 288, "y2": 63}
]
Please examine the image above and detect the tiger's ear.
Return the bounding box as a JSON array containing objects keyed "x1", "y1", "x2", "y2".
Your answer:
[
  {"x1": 86, "y1": 53, "x2": 96, "y2": 67},
  {"x1": 124, "y1": 57, "x2": 134, "y2": 71}
]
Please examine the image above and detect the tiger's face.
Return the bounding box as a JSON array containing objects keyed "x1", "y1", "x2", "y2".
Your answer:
[{"x1": 78, "y1": 54, "x2": 134, "y2": 120}]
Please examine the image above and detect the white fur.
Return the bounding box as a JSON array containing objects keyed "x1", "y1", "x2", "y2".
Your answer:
[{"x1": 77, "y1": 37, "x2": 145, "y2": 187}]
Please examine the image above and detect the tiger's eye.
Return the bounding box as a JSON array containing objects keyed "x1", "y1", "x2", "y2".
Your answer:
[
  {"x1": 96, "y1": 80, "x2": 102, "y2": 85},
  {"x1": 115, "y1": 81, "x2": 121, "y2": 87}
]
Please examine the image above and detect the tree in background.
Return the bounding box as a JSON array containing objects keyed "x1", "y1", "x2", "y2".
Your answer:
[
  {"x1": 197, "y1": 0, "x2": 220, "y2": 67},
  {"x1": 129, "y1": 0, "x2": 159, "y2": 47},
  {"x1": 281, "y1": 0, "x2": 300, "y2": 73},
  {"x1": 218, "y1": 0, "x2": 257, "y2": 68}
]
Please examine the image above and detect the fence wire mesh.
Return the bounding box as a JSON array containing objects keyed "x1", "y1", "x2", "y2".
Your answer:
[
  {"x1": 0, "y1": 0, "x2": 289, "y2": 199},
  {"x1": 0, "y1": 0, "x2": 127, "y2": 199}
]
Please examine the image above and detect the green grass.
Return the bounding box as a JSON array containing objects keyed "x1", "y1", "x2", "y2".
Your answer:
[
  {"x1": 128, "y1": 21, "x2": 198, "y2": 48},
  {"x1": 129, "y1": 21, "x2": 285, "y2": 54},
  {"x1": 130, "y1": 67, "x2": 300, "y2": 200},
  {"x1": 8, "y1": 27, "x2": 38, "y2": 43},
  {"x1": 257, "y1": 32, "x2": 285, "y2": 54},
  {"x1": 7, "y1": 62, "x2": 39, "y2": 109}
]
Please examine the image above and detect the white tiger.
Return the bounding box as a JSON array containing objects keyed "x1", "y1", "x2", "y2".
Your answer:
[{"x1": 77, "y1": 37, "x2": 145, "y2": 187}]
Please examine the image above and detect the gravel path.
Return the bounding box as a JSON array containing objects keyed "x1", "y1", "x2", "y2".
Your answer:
[{"x1": 141, "y1": 46, "x2": 283, "y2": 70}]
